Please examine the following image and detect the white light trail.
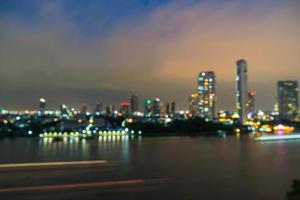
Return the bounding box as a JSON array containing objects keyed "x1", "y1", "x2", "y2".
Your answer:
[{"x1": 254, "y1": 134, "x2": 300, "y2": 141}]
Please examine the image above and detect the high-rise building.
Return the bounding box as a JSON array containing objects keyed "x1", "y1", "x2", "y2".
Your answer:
[
  {"x1": 278, "y1": 81, "x2": 299, "y2": 121},
  {"x1": 130, "y1": 94, "x2": 139, "y2": 113},
  {"x1": 152, "y1": 98, "x2": 161, "y2": 116},
  {"x1": 39, "y1": 98, "x2": 46, "y2": 115},
  {"x1": 106, "y1": 104, "x2": 115, "y2": 115},
  {"x1": 236, "y1": 59, "x2": 248, "y2": 124},
  {"x1": 144, "y1": 99, "x2": 152, "y2": 115},
  {"x1": 189, "y1": 93, "x2": 199, "y2": 117},
  {"x1": 94, "y1": 102, "x2": 103, "y2": 115},
  {"x1": 165, "y1": 100, "x2": 175, "y2": 115},
  {"x1": 60, "y1": 104, "x2": 68, "y2": 118},
  {"x1": 119, "y1": 102, "x2": 130, "y2": 115},
  {"x1": 171, "y1": 101, "x2": 176, "y2": 114},
  {"x1": 81, "y1": 103, "x2": 88, "y2": 114},
  {"x1": 247, "y1": 91, "x2": 256, "y2": 115},
  {"x1": 198, "y1": 71, "x2": 216, "y2": 119}
]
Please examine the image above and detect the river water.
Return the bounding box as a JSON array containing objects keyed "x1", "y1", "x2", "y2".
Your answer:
[{"x1": 0, "y1": 135, "x2": 299, "y2": 200}]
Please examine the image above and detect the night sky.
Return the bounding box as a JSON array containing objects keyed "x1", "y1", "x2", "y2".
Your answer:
[{"x1": 0, "y1": 0, "x2": 299, "y2": 111}]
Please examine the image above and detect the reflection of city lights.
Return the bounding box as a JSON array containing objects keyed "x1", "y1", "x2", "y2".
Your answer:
[{"x1": 273, "y1": 125, "x2": 294, "y2": 133}]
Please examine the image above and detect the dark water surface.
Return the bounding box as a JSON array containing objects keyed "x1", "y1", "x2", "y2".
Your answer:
[{"x1": 0, "y1": 135, "x2": 299, "y2": 200}]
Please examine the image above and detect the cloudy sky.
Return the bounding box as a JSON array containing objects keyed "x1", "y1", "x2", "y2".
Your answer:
[{"x1": 0, "y1": 0, "x2": 299, "y2": 111}]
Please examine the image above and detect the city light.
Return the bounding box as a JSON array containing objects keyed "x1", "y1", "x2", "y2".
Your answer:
[{"x1": 0, "y1": 2, "x2": 299, "y2": 200}]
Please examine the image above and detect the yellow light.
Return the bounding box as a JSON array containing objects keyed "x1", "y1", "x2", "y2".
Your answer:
[{"x1": 232, "y1": 113, "x2": 239, "y2": 119}]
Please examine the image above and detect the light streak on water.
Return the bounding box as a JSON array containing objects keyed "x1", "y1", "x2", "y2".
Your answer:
[{"x1": 0, "y1": 160, "x2": 108, "y2": 168}]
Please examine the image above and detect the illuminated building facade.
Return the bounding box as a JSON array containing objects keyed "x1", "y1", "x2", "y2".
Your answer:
[
  {"x1": 144, "y1": 99, "x2": 152, "y2": 115},
  {"x1": 152, "y1": 98, "x2": 161, "y2": 115},
  {"x1": 189, "y1": 93, "x2": 199, "y2": 117},
  {"x1": 198, "y1": 71, "x2": 216, "y2": 119},
  {"x1": 60, "y1": 104, "x2": 68, "y2": 118},
  {"x1": 130, "y1": 94, "x2": 139, "y2": 113},
  {"x1": 278, "y1": 81, "x2": 299, "y2": 121},
  {"x1": 120, "y1": 102, "x2": 130, "y2": 115},
  {"x1": 236, "y1": 59, "x2": 248, "y2": 124},
  {"x1": 247, "y1": 91, "x2": 256, "y2": 115},
  {"x1": 39, "y1": 98, "x2": 46, "y2": 115}
]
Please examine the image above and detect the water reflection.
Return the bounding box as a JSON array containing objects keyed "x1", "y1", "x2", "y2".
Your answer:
[
  {"x1": 36, "y1": 135, "x2": 133, "y2": 162},
  {"x1": 1, "y1": 135, "x2": 300, "y2": 200}
]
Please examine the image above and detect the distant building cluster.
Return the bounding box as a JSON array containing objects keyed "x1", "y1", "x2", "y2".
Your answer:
[
  {"x1": 3, "y1": 59, "x2": 300, "y2": 124},
  {"x1": 188, "y1": 59, "x2": 299, "y2": 125},
  {"x1": 0, "y1": 58, "x2": 299, "y2": 137},
  {"x1": 2, "y1": 59, "x2": 298, "y2": 124}
]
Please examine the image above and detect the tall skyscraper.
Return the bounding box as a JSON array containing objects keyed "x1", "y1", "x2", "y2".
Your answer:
[
  {"x1": 152, "y1": 98, "x2": 161, "y2": 116},
  {"x1": 198, "y1": 71, "x2": 216, "y2": 119},
  {"x1": 130, "y1": 94, "x2": 139, "y2": 113},
  {"x1": 278, "y1": 81, "x2": 299, "y2": 121},
  {"x1": 189, "y1": 93, "x2": 199, "y2": 117},
  {"x1": 236, "y1": 59, "x2": 248, "y2": 124},
  {"x1": 38, "y1": 98, "x2": 46, "y2": 115}
]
